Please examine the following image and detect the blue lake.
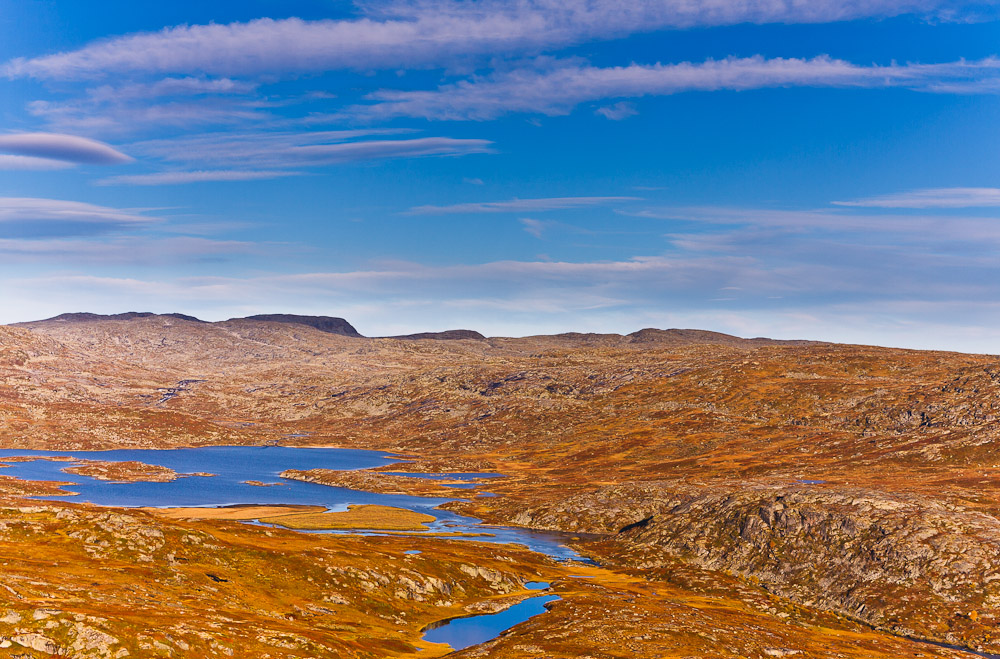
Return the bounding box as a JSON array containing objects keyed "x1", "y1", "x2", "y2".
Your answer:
[
  {"x1": 423, "y1": 593, "x2": 560, "y2": 650},
  {"x1": 0, "y1": 446, "x2": 586, "y2": 561}
]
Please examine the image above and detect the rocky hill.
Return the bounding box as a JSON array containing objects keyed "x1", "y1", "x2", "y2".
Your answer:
[
  {"x1": 18, "y1": 311, "x2": 363, "y2": 337},
  {"x1": 388, "y1": 329, "x2": 486, "y2": 341},
  {"x1": 235, "y1": 313, "x2": 363, "y2": 337}
]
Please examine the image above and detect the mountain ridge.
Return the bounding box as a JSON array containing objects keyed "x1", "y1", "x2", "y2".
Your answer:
[{"x1": 12, "y1": 312, "x2": 817, "y2": 347}]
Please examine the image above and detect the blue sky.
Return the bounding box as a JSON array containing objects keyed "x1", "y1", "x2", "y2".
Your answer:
[{"x1": 0, "y1": 0, "x2": 999, "y2": 350}]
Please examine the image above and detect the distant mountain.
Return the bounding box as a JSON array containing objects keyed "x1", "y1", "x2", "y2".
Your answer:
[
  {"x1": 14, "y1": 313, "x2": 819, "y2": 348},
  {"x1": 389, "y1": 329, "x2": 485, "y2": 341},
  {"x1": 627, "y1": 328, "x2": 820, "y2": 347},
  {"x1": 232, "y1": 314, "x2": 362, "y2": 338},
  {"x1": 31, "y1": 312, "x2": 205, "y2": 323},
  {"x1": 17, "y1": 311, "x2": 362, "y2": 338}
]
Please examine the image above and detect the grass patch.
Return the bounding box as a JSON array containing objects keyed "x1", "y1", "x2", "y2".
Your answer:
[
  {"x1": 146, "y1": 505, "x2": 324, "y2": 520},
  {"x1": 260, "y1": 504, "x2": 436, "y2": 531}
]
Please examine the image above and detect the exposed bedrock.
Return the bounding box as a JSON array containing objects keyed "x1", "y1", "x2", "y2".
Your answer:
[{"x1": 506, "y1": 481, "x2": 1000, "y2": 653}]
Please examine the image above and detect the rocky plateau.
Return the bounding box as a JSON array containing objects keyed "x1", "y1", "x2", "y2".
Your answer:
[{"x1": 1, "y1": 312, "x2": 998, "y2": 657}]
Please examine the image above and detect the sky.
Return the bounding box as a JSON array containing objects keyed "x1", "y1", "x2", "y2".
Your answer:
[{"x1": 0, "y1": 1, "x2": 998, "y2": 351}]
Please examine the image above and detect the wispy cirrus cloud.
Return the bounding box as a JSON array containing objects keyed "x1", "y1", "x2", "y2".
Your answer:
[
  {"x1": 0, "y1": 255, "x2": 773, "y2": 313},
  {"x1": 85, "y1": 76, "x2": 257, "y2": 102},
  {"x1": 129, "y1": 131, "x2": 492, "y2": 171},
  {"x1": 281, "y1": 136, "x2": 494, "y2": 164},
  {"x1": 635, "y1": 205, "x2": 1000, "y2": 249},
  {"x1": 0, "y1": 236, "x2": 259, "y2": 264},
  {"x1": 0, "y1": 155, "x2": 74, "y2": 170},
  {"x1": 409, "y1": 196, "x2": 639, "y2": 214},
  {"x1": 97, "y1": 170, "x2": 301, "y2": 186},
  {"x1": 0, "y1": 132, "x2": 132, "y2": 165},
  {"x1": 628, "y1": 203, "x2": 1000, "y2": 311},
  {"x1": 27, "y1": 96, "x2": 274, "y2": 137},
  {"x1": 833, "y1": 187, "x2": 1000, "y2": 208},
  {"x1": 131, "y1": 129, "x2": 410, "y2": 162},
  {"x1": 348, "y1": 56, "x2": 1000, "y2": 121},
  {"x1": 6, "y1": 241, "x2": 998, "y2": 325},
  {"x1": 7, "y1": 221, "x2": 1000, "y2": 349},
  {"x1": 595, "y1": 101, "x2": 638, "y2": 120},
  {"x1": 76, "y1": 128, "x2": 492, "y2": 185},
  {"x1": 0, "y1": 197, "x2": 156, "y2": 237},
  {"x1": 23, "y1": 76, "x2": 268, "y2": 137},
  {"x1": 4, "y1": 1, "x2": 988, "y2": 80},
  {"x1": 0, "y1": 195, "x2": 269, "y2": 262},
  {"x1": 520, "y1": 218, "x2": 547, "y2": 237}
]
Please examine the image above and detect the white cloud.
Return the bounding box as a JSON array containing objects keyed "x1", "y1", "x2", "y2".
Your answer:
[
  {"x1": 833, "y1": 187, "x2": 1000, "y2": 208},
  {"x1": 286, "y1": 136, "x2": 494, "y2": 163},
  {"x1": 97, "y1": 170, "x2": 301, "y2": 186},
  {"x1": 637, "y1": 205, "x2": 1000, "y2": 252},
  {"x1": 0, "y1": 236, "x2": 258, "y2": 264},
  {"x1": 131, "y1": 129, "x2": 408, "y2": 162},
  {"x1": 409, "y1": 195, "x2": 640, "y2": 214},
  {"x1": 349, "y1": 56, "x2": 1000, "y2": 120},
  {"x1": 4, "y1": 2, "x2": 982, "y2": 80},
  {"x1": 27, "y1": 97, "x2": 274, "y2": 136},
  {"x1": 85, "y1": 77, "x2": 258, "y2": 103},
  {"x1": 0, "y1": 256, "x2": 773, "y2": 314},
  {"x1": 635, "y1": 205, "x2": 941, "y2": 229},
  {"x1": 595, "y1": 101, "x2": 638, "y2": 120},
  {"x1": 129, "y1": 131, "x2": 492, "y2": 169},
  {"x1": 0, "y1": 155, "x2": 74, "y2": 170},
  {"x1": 0, "y1": 132, "x2": 132, "y2": 165},
  {"x1": 0, "y1": 197, "x2": 156, "y2": 237},
  {"x1": 23, "y1": 77, "x2": 267, "y2": 137},
  {"x1": 520, "y1": 218, "x2": 547, "y2": 237},
  {"x1": 7, "y1": 245, "x2": 1000, "y2": 352}
]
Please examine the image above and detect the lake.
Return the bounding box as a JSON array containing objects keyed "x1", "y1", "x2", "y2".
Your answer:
[{"x1": 0, "y1": 445, "x2": 587, "y2": 561}]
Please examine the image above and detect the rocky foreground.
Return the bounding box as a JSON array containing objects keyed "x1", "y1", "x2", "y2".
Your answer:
[{"x1": 2, "y1": 313, "x2": 1000, "y2": 657}]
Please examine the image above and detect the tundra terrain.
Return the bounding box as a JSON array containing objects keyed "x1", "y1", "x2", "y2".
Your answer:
[{"x1": 0, "y1": 313, "x2": 997, "y2": 657}]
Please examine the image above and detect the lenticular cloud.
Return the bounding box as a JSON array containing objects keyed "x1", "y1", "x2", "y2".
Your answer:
[{"x1": 0, "y1": 133, "x2": 132, "y2": 165}]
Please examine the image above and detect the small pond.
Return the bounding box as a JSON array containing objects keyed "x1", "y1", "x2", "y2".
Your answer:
[{"x1": 423, "y1": 593, "x2": 560, "y2": 650}]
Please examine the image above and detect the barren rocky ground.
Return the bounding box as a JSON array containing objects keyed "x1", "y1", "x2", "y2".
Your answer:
[{"x1": 1, "y1": 313, "x2": 998, "y2": 657}]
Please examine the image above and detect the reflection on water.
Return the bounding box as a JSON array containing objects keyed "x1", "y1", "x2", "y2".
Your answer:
[
  {"x1": 0, "y1": 446, "x2": 589, "y2": 561},
  {"x1": 423, "y1": 594, "x2": 560, "y2": 650}
]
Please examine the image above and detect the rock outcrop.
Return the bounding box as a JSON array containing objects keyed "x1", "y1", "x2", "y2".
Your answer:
[
  {"x1": 389, "y1": 330, "x2": 486, "y2": 341},
  {"x1": 235, "y1": 314, "x2": 363, "y2": 337},
  {"x1": 508, "y1": 480, "x2": 1000, "y2": 654}
]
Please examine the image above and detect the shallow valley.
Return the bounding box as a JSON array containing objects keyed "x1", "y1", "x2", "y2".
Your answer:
[{"x1": 1, "y1": 313, "x2": 999, "y2": 657}]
